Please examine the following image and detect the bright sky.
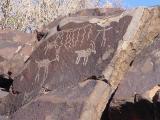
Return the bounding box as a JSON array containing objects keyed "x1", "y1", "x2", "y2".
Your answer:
[{"x1": 123, "y1": 0, "x2": 160, "y2": 8}]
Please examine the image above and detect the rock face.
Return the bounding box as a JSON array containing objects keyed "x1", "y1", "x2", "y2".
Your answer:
[
  {"x1": 108, "y1": 37, "x2": 160, "y2": 120},
  {"x1": 112, "y1": 37, "x2": 160, "y2": 101},
  {"x1": 9, "y1": 8, "x2": 132, "y2": 120},
  {"x1": 0, "y1": 29, "x2": 37, "y2": 77},
  {"x1": 0, "y1": 7, "x2": 159, "y2": 120}
]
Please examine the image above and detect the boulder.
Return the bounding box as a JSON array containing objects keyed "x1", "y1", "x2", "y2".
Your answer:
[
  {"x1": 0, "y1": 29, "x2": 37, "y2": 77},
  {"x1": 0, "y1": 7, "x2": 159, "y2": 120},
  {"x1": 107, "y1": 8, "x2": 160, "y2": 120},
  {"x1": 7, "y1": 8, "x2": 132, "y2": 120}
]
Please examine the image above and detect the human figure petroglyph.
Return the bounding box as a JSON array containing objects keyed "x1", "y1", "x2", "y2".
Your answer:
[
  {"x1": 97, "y1": 27, "x2": 112, "y2": 47},
  {"x1": 93, "y1": 26, "x2": 113, "y2": 47},
  {"x1": 74, "y1": 24, "x2": 115, "y2": 66},
  {"x1": 75, "y1": 43, "x2": 96, "y2": 66},
  {"x1": 34, "y1": 58, "x2": 59, "y2": 83},
  {"x1": 46, "y1": 23, "x2": 113, "y2": 53},
  {"x1": 44, "y1": 23, "x2": 95, "y2": 62}
]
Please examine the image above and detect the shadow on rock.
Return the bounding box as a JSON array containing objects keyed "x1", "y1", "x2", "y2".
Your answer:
[
  {"x1": 0, "y1": 74, "x2": 13, "y2": 92},
  {"x1": 101, "y1": 98, "x2": 160, "y2": 120}
]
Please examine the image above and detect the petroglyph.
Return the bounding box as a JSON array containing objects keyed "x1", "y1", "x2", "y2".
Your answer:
[
  {"x1": 63, "y1": 24, "x2": 93, "y2": 49},
  {"x1": 73, "y1": 25, "x2": 113, "y2": 66},
  {"x1": 45, "y1": 24, "x2": 94, "y2": 52},
  {"x1": 45, "y1": 23, "x2": 113, "y2": 66},
  {"x1": 97, "y1": 27, "x2": 112, "y2": 47},
  {"x1": 44, "y1": 23, "x2": 112, "y2": 67},
  {"x1": 34, "y1": 58, "x2": 59, "y2": 83},
  {"x1": 75, "y1": 47, "x2": 96, "y2": 66},
  {"x1": 44, "y1": 32, "x2": 63, "y2": 55}
]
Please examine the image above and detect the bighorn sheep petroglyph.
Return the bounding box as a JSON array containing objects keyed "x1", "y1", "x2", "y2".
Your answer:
[{"x1": 75, "y1": 43, "x2": 96, "y2": 66}]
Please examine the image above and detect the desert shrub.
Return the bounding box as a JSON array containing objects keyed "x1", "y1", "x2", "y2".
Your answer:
[{"x1": 0, "y1": 0, "x2": 121, "y2": 32}]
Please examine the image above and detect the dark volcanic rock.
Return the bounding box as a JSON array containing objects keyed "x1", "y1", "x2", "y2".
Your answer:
[
  {"x1": 11, "y1": 80, "x2": 97, "y2": 120},
  {"x1": 7, "y1": 8, "x2": 132, "y2": 120},
  {"x1": 0, "y1": 7, "x2": 160, "y2": 120},
  {"x1": 12, "y1": 14, "x2": 132, "y2": 106}
]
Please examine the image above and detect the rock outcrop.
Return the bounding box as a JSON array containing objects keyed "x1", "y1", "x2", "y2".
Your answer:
[
  {"x1": 108, "y1": 34, "x2": 160, "y2": 120},
  {"x1": 0, "y1": 7, "x2": 159, "y2": 120},
  {"x1": 0, "y1": 29, "x2": 37, "y2": 77}
]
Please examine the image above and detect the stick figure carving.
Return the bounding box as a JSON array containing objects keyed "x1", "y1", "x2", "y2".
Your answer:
[
  {"x1": 97, "y1": 27, "x2": 112, "y2": 47},
  {"x1": 75, "y1": 43, "x2": 96, "y2": 66},
  {"x1": 34, "y1": 57, "x2": 59, "y2": 83}
]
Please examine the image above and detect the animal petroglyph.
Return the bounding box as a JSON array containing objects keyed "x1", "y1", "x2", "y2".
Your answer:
[
  {"x1": 75, "y1": 47, "x2": 96, "y2": 66},
  {"x1": 45, "y1": 24, "x2": 95, "y2": 55},
  {"x1": 34, "y1": 58, "x2": 59, "y2": 84},
  {"x1": 47, "y1": 23, "x2": 106, "y2": 54},
  {"x1": 43, "y1": 24, "x2": 112, "y2": 67}
]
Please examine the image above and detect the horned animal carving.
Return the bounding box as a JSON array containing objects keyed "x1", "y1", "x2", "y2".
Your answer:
[{"x1": 75, "y1": 43, "x2": 96, "y2": 66}]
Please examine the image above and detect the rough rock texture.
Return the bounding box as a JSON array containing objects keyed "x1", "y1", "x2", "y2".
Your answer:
[
  {"x1": 112, "y1": 36, "x2": 160, "y2": 102},
  {"x1": 0, "y1": 7, "x2": 159, "y2": 120},
  {"x1": 9, "y1": 8, "x2": 132, "y2": 120},
  {"x1": 106, "y1": 7, "x2": 160, "y2": 120},
  {"x1": 0, "y1": 29, "x2": 37, "y2": 77},
  {"x1": 108, "y1": 36, "x2": 160, "y2": 120}
]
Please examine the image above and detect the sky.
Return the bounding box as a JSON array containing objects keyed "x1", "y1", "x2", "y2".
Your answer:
[{"x1": 123, "y1": 0, "x2": 160, "y2": 8}]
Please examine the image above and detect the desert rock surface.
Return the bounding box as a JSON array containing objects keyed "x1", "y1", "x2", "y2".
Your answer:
[{"x1": 0, "y1": 7, "x2": 159, "y2": 120}]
